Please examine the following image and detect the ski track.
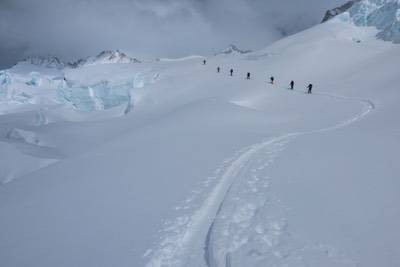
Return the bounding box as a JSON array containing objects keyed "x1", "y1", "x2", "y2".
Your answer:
[{"x1": 145, "y1": 92, "x2": 374, "y2": 267}]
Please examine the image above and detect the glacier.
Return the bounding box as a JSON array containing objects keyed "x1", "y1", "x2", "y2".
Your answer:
[
  {"x1": 0, "y1": 57, "x2": 160, "y2": 112},
  {"x1": 56, "y1": 80, "x2": 133, "y2": 112},
  {"x1": 0, "y1": 71, "x2": 11, "y2": 86},
  {"x1": 338, "y1": 0, "x2": 400, "y2": 43}
]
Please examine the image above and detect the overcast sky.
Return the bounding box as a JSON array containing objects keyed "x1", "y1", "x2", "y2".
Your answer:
[{"x1": 0, "y1": 0, "x2": 345, "y2": 68}]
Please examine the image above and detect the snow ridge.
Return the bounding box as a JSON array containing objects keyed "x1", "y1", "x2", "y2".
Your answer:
[{"x1": 15, "y1": 50, "x2": 141, "y2": 70}]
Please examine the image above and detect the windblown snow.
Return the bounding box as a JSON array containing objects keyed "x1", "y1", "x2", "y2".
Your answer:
[{"x1": 1, "y1": 5, "x2": 400, "y2": 267}]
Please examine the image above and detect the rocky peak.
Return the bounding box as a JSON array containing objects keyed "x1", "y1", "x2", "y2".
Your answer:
[
  {"x1": 21, "y1": 56, "x2": 66, "y2": 69},
  {"x1": 322, "y1": 1, "x2": 361, "y2": 23},
  {"x1": 85, "y1": 50, "x2": 141, "y2": 65},
  {"x1": 215, "y1": 45, "x2": 252, "y2": 56}
]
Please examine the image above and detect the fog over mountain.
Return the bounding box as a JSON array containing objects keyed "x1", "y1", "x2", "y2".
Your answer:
[{"x1": 0, "y1": 0, "x2": 345, "y2": 69}]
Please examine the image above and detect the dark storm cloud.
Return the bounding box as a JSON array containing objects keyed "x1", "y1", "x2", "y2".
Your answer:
[{"x1": 0, "y1": 0, "x2": 345, "y2": 68}]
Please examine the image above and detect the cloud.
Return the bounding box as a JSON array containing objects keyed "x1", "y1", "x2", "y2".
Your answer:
[{"x1": 0, "y1": 0, "x2": 345, "y2": 68}]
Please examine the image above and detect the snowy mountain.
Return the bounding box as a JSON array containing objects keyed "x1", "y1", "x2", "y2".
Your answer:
[
  {"x1": 1, "y1": 3, "x2": 400, "y2": 267},
  {"x1": 20, "y1": 56, "x2": 66, "y2": 69},
  {"x1": 67, "y1": 58, "x2": 87, "y2": 69},
  {"x1": 215, "y1": 44, "x2": 252, "y2": 56},
  {"x1": 77, "y1": 50, "x2": 141, "y2": 67},
  {"x1": 336, "y1": 0, "x2": 400, "y2": 43},
  {"x1": 16, "y1": 50, "x2": 141, "y2": 70}
]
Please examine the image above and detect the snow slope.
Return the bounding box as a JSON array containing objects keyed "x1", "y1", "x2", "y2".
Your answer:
[{"x1": 1, "y1": 16, "x2": 400, "y2": 267}]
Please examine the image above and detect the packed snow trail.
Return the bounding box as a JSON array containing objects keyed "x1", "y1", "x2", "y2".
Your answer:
[{"x1": 145, "y1": 91, "x2": 374, "y2": 267}]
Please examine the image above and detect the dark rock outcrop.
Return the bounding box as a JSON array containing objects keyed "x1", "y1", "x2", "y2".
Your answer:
[
  {"x1": 215, "y1": 45, "x2": 252, "y2": 56},
  {"x1": 321, "y1": 0, "x2": 361, "y2": 23}
]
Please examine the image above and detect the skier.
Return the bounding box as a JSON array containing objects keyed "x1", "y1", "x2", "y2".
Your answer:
[
  {"x1": 246, "y1": 72, "x2": 251, "y2": 80},
  {"x1": 270, "y1": 76, "x2": 275, "y2": 84},
  {"x1": 230, "y1": 69, "x2": 234, "y2": 76},
  {"x1": 217, "y1": 67, "x2": 220, "y2": 73},
  {"x1": 203, "y1": 59, "x2": 206, "y2": 65},
  {"x1": 307, "y1": 83, "x2": 313, "y2": 94},
  {"x1": 290, "y1": 80, "x2": 294, "y2": 90}
]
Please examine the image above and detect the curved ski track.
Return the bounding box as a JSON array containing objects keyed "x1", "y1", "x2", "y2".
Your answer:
[{"x1": 145, "y1": 92, "x2": 375, "y2": 267}]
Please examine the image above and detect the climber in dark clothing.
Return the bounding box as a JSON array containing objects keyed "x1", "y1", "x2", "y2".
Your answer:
[
  {"x1": 230, "y1": 69, "x2": 234, "y2": 76},
  {"x1": 307, "y1": 83, "x2": 313, "y2": 94},
  {"x1": 270, "y1": 76, "x2": 275, "y2": 84},
  {"x1": 246, "y1": 72, "x2": 251, "y2": 80},
  {"x1": 217, "y1": 67, "x2": 220, "y2": 73},
  {"x1": 290, "y1": 80, "x2": 294, "y2": 90},
  {"x1": 203, "y1": 59, "x2": 206, "y2": 65}
]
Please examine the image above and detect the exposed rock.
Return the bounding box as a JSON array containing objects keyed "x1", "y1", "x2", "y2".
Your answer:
[
  {"x1": 215, "y1": 45, "x2": 252, "y2": 56},
  {"x1": 321, "y1": 0, "x2": 361, "y2": 23}
]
